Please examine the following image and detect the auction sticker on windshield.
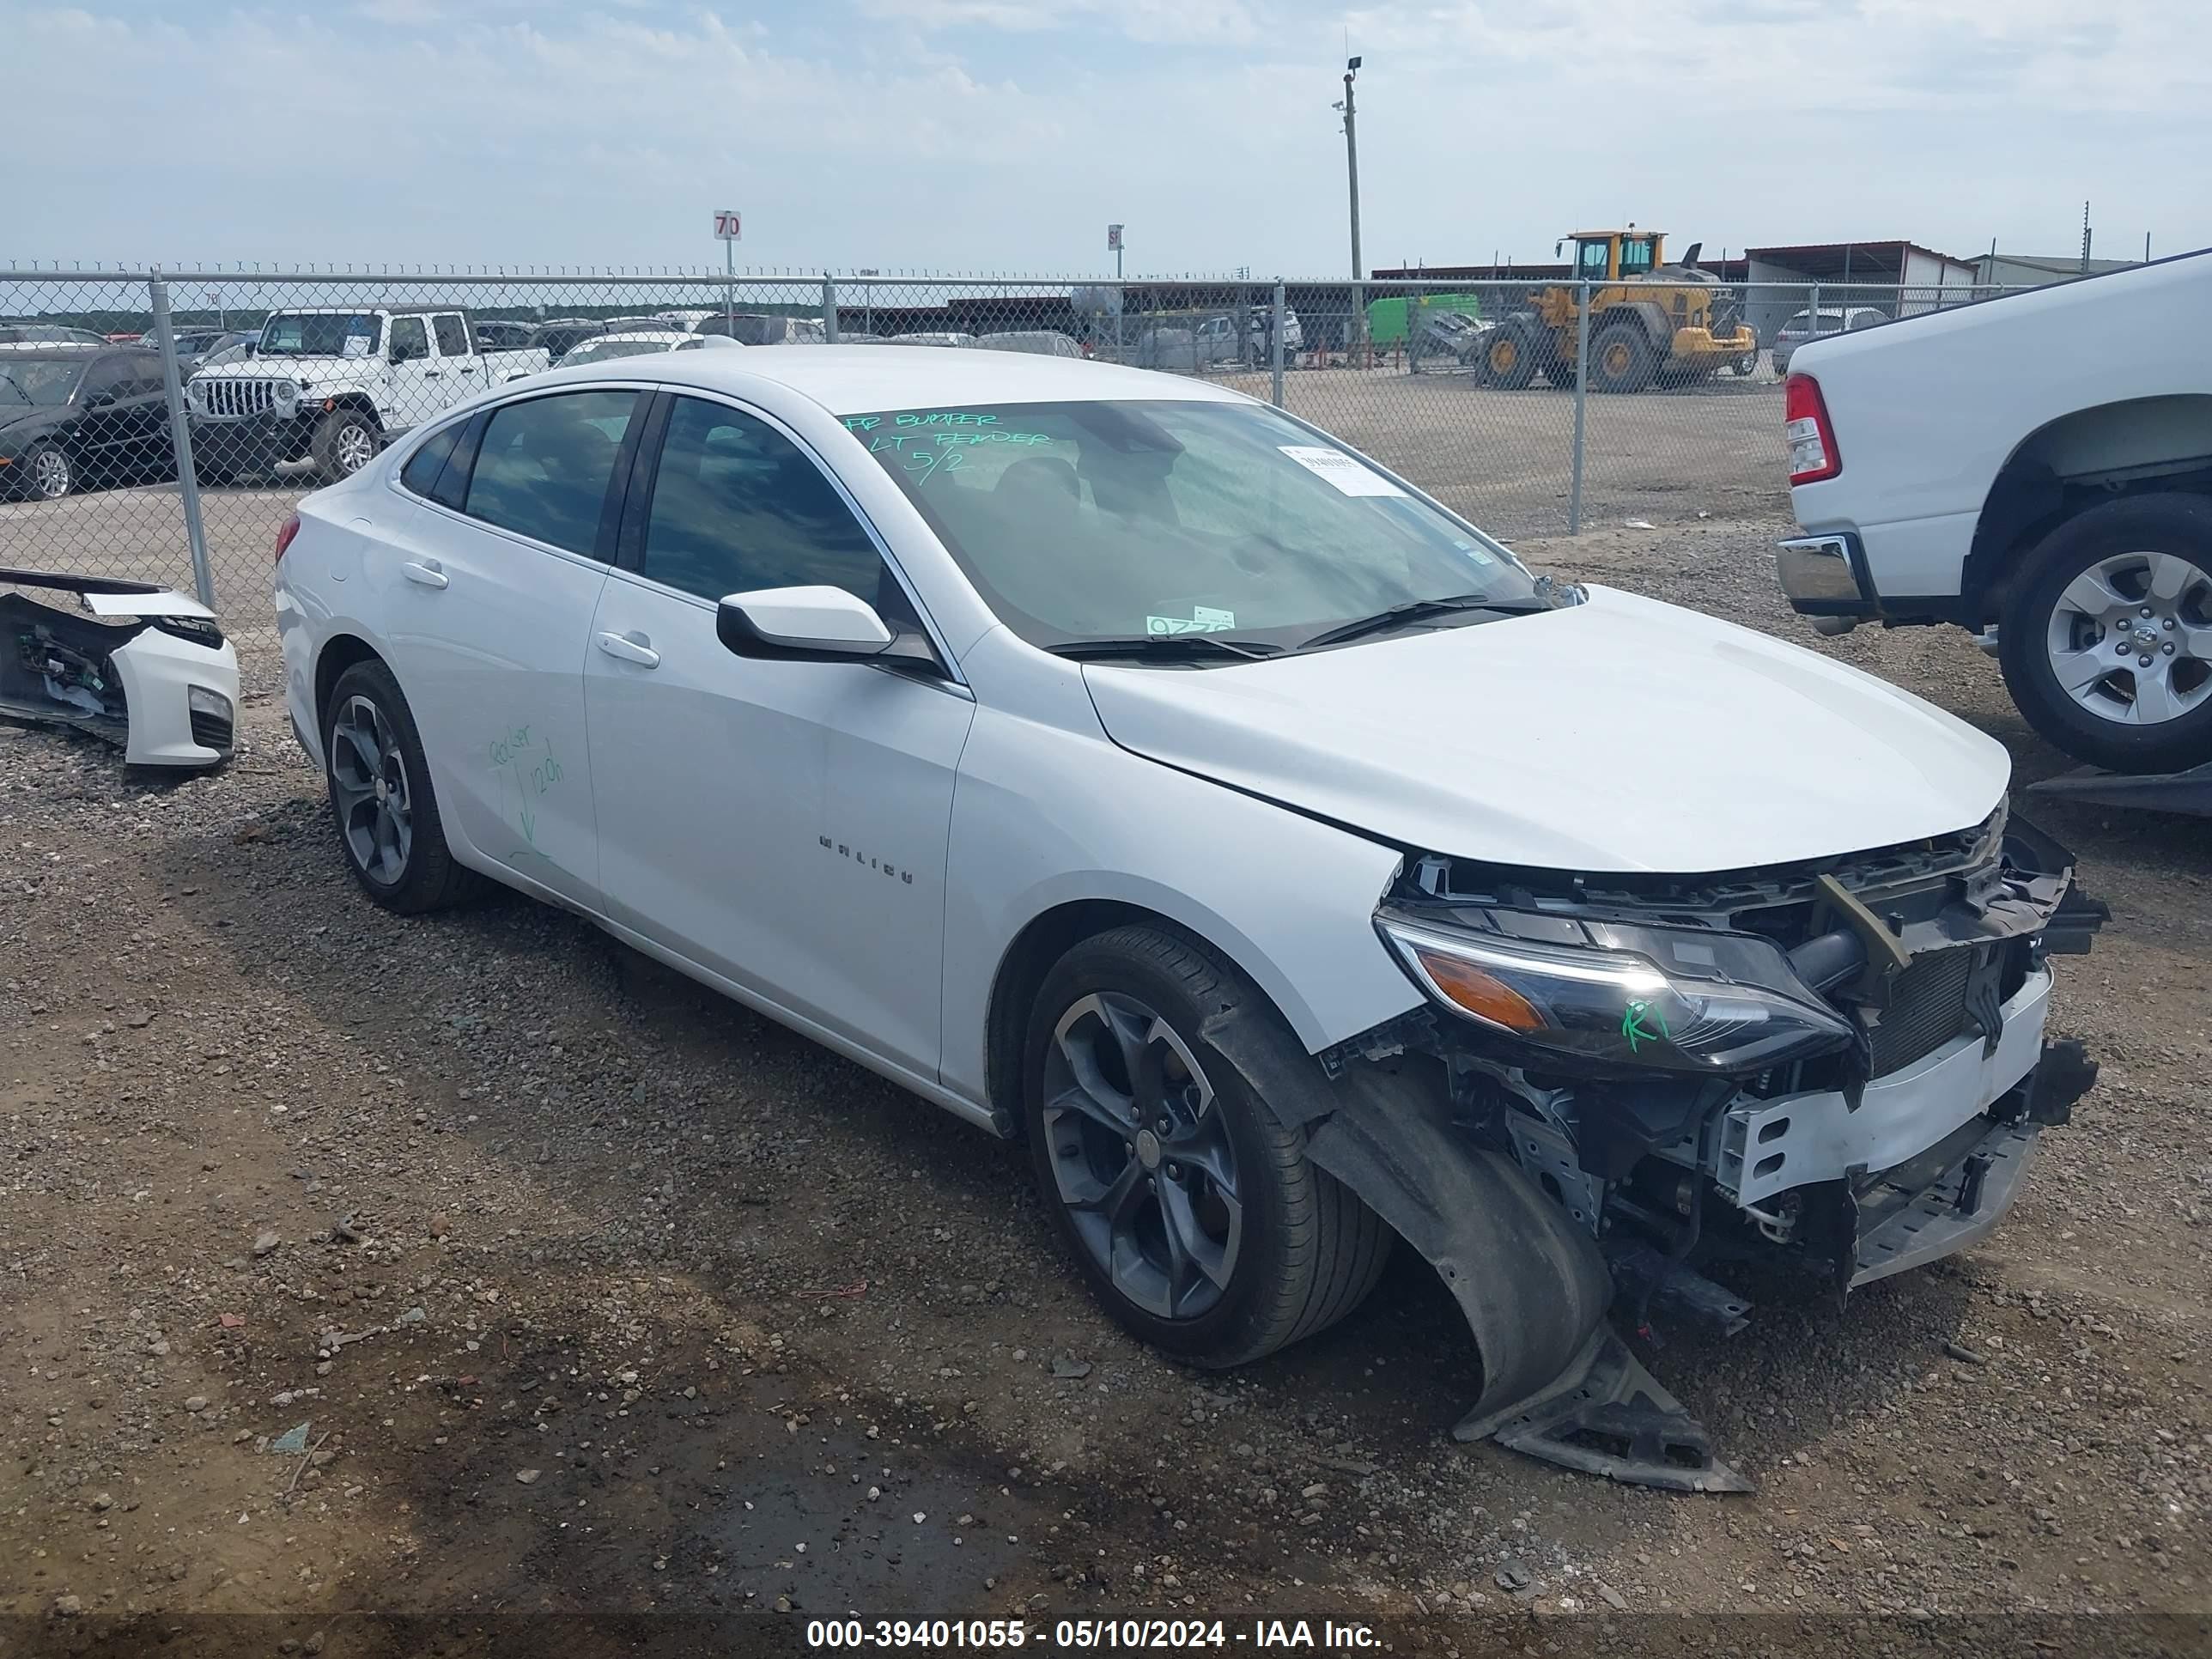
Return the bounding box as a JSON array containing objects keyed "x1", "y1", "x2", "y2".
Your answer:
[{"x1": 1278, "y1": 445, "x2": 1404, "y2": 496}]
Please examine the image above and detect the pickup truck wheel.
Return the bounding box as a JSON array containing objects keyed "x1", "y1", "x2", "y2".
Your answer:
[
  {"x1": 1024, "y1": 926, "x2": 1390, "y2": 1369},
  {"x1": 1588, "y1": 322, "x2": 1657, "y2": 392},
  {"x1": 312, "y1": 410, "x2": 381, "y2": 480},
  {"x1": 325, "y1": 660, "x2": 484, "y2": 913},
  {"x1": 1999, "y1": 494, "x2": 2212, "y2": 774}
]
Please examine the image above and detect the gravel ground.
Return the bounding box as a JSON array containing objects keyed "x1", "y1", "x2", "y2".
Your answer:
[{"x1": 3, "y1": 501, "x2": 2208, "y2": 1656}]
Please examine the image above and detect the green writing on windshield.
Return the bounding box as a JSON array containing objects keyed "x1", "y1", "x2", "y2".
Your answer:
[{"x1": 844, "y1": 411, "x2": 1004, "y2": 433}]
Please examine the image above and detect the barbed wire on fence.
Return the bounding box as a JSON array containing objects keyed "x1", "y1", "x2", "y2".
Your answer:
[{"x1": 0, "y1": 265, "x2": 2045, "y2": 614}]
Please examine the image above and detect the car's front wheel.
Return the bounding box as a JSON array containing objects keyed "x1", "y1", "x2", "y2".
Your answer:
[
  {"x1": 325, "y1": 659, "x2": 483, "y2": 913},
  {"x1": 312, "y1": 409, "x2": 381, "y2": 480},
  {"x1": 25, "y1": 442, "x2": 73, "y2": 501},
  {"x1": 1024, "y1": 925, "x2": 1389, "y2": 1368},
  {"x1": 1998, "y1": 493, "x2": 2212, "y2": 774}
]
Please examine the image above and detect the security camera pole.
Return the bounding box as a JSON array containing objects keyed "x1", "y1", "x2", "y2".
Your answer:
[{"x1": 1338, "y1": 57, "x2": 1365, "y2": 363}]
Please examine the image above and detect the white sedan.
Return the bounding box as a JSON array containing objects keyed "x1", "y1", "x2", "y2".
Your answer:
[{"x1": 274, "y1": 347, "x2": 2099, "y2": 1490}]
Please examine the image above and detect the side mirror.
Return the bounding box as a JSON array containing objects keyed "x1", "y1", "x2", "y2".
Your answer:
[{"x1": 717, "y1": 586, "x2": 935, "y2": 669}]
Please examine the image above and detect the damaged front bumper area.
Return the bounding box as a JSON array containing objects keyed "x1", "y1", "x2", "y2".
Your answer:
[
  {"x1": 1255, "y1": 807, "x2": 2104, "y2": 1492},
  {"x1": 0, "y1": 567, "x2": 238, "y2": 767}
]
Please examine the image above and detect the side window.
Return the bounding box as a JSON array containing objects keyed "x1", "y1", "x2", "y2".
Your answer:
[
  {"x1": 389, "y1": 316, "x2": 429, "y2": 362},
  {"x1": 641, "y1": 397, "x2": 891, "y2": 605},
  {"x1": 464, "y1": 391, "x2": 637, "y2": 556},
  {"x1": 79, "y1": 358, "x2": 131, "y2": 402},
  {"x1": 1620, "y1": 238, "x2": 1656, "y2": 276},
  {"x1": 398, "y1": 421, "x2": 463, "y2": 499},
  {"x1": 432, "y1": 314, "x2": 470, "y2": 357}
]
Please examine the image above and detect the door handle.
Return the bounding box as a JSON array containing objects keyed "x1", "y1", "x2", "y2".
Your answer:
[
  {"x1": 401, "y1": 560, "x2": 448, "y2": 589},
  {"x1": 596, "y1": 630, "x2": 660, "y2": 668}
]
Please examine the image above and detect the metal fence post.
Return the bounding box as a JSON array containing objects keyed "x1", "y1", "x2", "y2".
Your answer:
[
  {"x1": 1270, "y1": 280, "x2": 1285, "y2": 406},
  {"x1": 149, "y1": 273, "x2": 216, "y2": 608},
  {"x1": 823, "y1": 276, "x2": 839, "y2": 343},
  {"x1": 1568, "y1": 280, "x2": 1590, "y2": 537},
  {"x1": 1808, "y1": 283, "x2": 1820, "y2": 351}
]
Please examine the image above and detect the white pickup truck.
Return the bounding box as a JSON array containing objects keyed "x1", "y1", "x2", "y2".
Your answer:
[
  {"x1": 1778, "y1": 250, "x2": 2212, "y2": 775},
  {"x1": 185, "y1": 307, "x2": 549, "y2": 483}
]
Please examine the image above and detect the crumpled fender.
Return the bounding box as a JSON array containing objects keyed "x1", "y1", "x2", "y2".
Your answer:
[{"x1": 1199, "y1": 1006, "x2": 1609, "y2": 1423}]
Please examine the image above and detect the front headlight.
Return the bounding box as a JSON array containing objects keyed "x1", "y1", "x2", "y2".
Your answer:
[
  {"x1": 1378, "y1": 910, "x2": 1854, "y2": 1075},
  {"x1": 271, "y1": 380, "x2": 301, "y2": 407}
]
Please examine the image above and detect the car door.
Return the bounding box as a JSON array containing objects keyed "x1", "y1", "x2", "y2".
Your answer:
[
  {"x1": 68, "y1": 356, "x2": 137, "y2": 479},
  {"x1": 584, "y1": 391, "x2": 975, "y2": 1082},
  {"x1": 116, "y1": 355, "x2": 175, "y2": 480},
  {"x1": 432, "y1": 313, "x2": 488, "y2": 407},
  {"x1": 370, "y1": 386, "x2": 643, "y2": 912},
  {"x1": 383, "y1": 315, "x2": 440, "y2": 433}
]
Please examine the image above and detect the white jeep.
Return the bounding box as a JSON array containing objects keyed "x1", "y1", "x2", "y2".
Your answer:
[{"x1": 185, "y1": 307, "x2": 549, "y2": 483}]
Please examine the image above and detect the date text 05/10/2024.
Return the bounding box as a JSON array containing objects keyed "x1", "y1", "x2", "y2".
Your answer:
[{"x1": 803, "y1": 1619, "x2": 1380, "y2": 1650}]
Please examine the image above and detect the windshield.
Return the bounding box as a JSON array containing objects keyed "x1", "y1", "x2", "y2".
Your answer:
[
  {"x1": 560, "y1": 336, "x2": 676, "y2": 365},
  {"x1": 0, "y1": 358, "x2": 86, "y2": 404},
  {"x1": 259, "y1": 313, "x2": 380, "y2": 358},
  {"x1": 842, "y1": 398, "x2": 1534, "y2": 650}
]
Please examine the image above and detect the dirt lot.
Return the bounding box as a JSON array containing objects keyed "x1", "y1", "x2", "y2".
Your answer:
[{"x1": 3, "y1": 459, "x2": 2209, "y2": 1655}]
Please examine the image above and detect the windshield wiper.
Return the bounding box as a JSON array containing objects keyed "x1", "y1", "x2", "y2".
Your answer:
[
  {"x1": 0, "y1": 372, "x2": 28, "y2": 404},
  {"x1": 1298, "y1": 592, "x2": 1548, "y2": 652},
  {"x1": 1046, "y1": 635, "x2": 1285, "y2": 664}
]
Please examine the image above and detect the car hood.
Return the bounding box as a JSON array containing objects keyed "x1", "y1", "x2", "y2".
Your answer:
[
  {"x1": 191, "y1": 356, "x2": 354, "y2": 380},
  {"x1": 1079, "y1": 585, "x2": 2011, "y2": 874}
]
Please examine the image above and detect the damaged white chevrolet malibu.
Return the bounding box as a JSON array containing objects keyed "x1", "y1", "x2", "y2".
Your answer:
[{"x1": 274, "y1": 348, "x2": 2104, "y2": 1490}]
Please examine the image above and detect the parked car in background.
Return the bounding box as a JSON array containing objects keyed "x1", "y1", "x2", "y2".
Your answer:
[
  {"x1": 654, "y1": 309, "x2": 718, "y2": 331},
  {"x1": 1778, "y1": 250, "x2": 2212, "y2": 775},
  {"x1": 274, "y1": 344, "x2": 2102, "y2": 1494},
  {"x1": 692, "y1": 313, "x2": 828, "y2": 345},
  {"x1": 170, "y1": 330, "x2": 258, "y2": 371},
  {"x1": 0, "y1": 347, "x2": 174, "y2": 500},
  {"x1": 891, "y1": 331, "x2": 975, "y2": 348},
  {"x1": 185, "y1": 307, "x2": 550, "y2": 483},
  {"x1": 529, "y1": 319, "x2": 613, "y2": 361},
  {"x1": 0, "y1": 321, "x2": 111, "y2": 347},
  {"x1": 1771, "y1": 306, "x2": 1886, "y2": 375},
  {"x1": 556, "y1": 330, "x2": 740, "y2": 367},
  {"x1": 975, "y1": 331, "x2": 1082, "y2": 358},
  {"x1": 473, "y1": 319, "x2": 538, "y2": 350}
]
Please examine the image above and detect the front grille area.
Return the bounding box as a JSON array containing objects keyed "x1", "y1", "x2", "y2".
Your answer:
[
  {"x1": 189, "y1": 708, "x2": 234, "y2": 752},
  {"x1": 197, "y1": 379, "x2": 277, "y2": 419},
  {"x1": 1869, "y1": 947, "x2": 1978, "y2": 1075}
]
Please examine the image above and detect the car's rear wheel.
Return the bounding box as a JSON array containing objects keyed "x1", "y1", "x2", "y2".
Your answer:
[
  {"x1": 325, "y1": 659, "x2": 483, "y2": 913},
  {"x1": 26, "y1": 442, "x2": 73, "y2": 501},
  {"x1": 1024, "y1": 925, "x2": 1390, "y2": 1368},
  {"x1": 1999, "y1": 494, "x2": 2212, "y2": 774}
]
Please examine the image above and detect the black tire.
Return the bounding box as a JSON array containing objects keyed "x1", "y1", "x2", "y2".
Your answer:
[
  {"x1": 1727, "y1": 344, "x2": 1760, "y2": 376},
  {"x1": 1024, "y1": 925, "x2": 1390, "y2": 1369},
  {"x1": 24, "y1": 441, "x2": 74, "y2": 501},
  {"x1": 325, "y1": 659, "x2": 485, "y2": 913},
  {"x1": 1478, "y1": 321, "x2": 1540, "y2": 389},
  {"x1": 1998, "y1": 493, "x2": 2212, "y2": 774},
  {"x1": 312, "y1": 408, "x2": 382, "y2": 481},
  {"x1": 1588, "y1": 321, "x2": 1658, "y2": 393}
]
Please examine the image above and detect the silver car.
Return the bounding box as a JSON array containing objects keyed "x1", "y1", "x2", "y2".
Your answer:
[{"x1": 1772, "y1": 306, "x2": 1886, "y2": 375}]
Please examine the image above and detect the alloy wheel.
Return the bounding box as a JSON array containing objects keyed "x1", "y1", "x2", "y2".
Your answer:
[
  {"x1": 32, "y1": 449, "x2": 71, "y2": 499},
  {"x1": 1040, "y1": 991, "x2": 1244, "y2": 1321},
  {"x1": 2044, "y1": 550, "x2": 2212, "y2": 726},
  {"x1": 330, "y1": 695, "x2": 414, "y2": 884},
  {"x1": 334, "y1": 423, "x2": 376, "y2": 475}
]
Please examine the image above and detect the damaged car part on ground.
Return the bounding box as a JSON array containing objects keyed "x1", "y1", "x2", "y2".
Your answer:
[
  {"x1": 0, "y1": 567, "x2": 238, "y2": 766},
  {"x1": 271, "y1": 348, "x2": 2104, "y2": 1502}
]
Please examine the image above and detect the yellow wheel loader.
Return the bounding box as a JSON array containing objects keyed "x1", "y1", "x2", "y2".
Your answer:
[{"x1": 1479, "y1": 229, "x2": 1759, "y2": 392}]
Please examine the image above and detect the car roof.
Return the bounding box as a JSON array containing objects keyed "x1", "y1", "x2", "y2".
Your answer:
[
  {"x1": 0, "y1": 343, "x2": 125, "y2": 359},
  {"x1": 578, "y1": 330, "x2": 689, "y2": 345},
  {"x1": 533, "y1": 343, "x2": 1244, "y2": 416}
]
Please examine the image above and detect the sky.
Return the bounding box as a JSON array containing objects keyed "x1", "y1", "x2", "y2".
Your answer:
[{"x1": 9, "y1": 0, "x2": 2211, "y2": 277}]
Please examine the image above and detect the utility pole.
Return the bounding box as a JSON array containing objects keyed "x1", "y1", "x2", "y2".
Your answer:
[{"x1": 1335, "y1": 56, "x2": 1364, "y2": 362}]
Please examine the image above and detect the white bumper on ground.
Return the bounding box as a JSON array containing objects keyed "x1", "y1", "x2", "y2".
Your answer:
[{"x1": 110, "y1": 623, "x2": 238, "y2": 767}]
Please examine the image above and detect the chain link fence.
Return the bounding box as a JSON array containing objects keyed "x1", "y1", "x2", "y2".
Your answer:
[{"x1": 0, "y1": 266, "x2": 2038, "y2": 616}]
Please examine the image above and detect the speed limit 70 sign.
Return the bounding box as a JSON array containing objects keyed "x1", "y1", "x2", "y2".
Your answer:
[{"x1": 713, "y1": 210, "x2": 742, "y2": 241}]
